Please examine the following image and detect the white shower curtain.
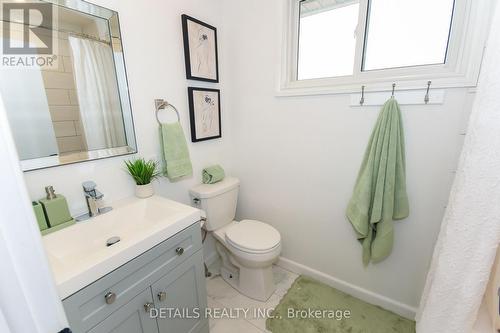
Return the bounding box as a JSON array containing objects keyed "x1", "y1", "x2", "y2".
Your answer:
[
  {"x1": 69, "y1": 36, "x2": 126, "y2": 150},
  {"x1": 416, "y1": 4, "x2": 500, "y2": 333}
]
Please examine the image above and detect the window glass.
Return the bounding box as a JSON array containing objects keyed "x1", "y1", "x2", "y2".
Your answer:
[
  {"x1": 298, "y1": 0, "x2": 360, "y2": 80},
  {"x1": 362, "y1": 0, "x2": 455, "y2": 71}
]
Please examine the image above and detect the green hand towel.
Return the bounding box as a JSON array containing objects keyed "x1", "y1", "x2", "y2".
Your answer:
[
  {"x1": 160, "y1": 122, "x2": 193, "y2": 181},
  {"x1": 346, "y1": 98, "x2": 409, "y2": 265},
  {"x1": 202, "y1": 165, "x2": 225, "y2": 184}
]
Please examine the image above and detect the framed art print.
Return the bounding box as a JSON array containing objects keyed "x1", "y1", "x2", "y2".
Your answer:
[
  {"x1": 188, "y1": 87, "x2": 221, "y2": 142},
  {"x1": 182, "y1": 15, "x2": 219, "y2": 83}
]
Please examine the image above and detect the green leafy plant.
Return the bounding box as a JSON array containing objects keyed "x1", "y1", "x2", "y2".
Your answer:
[{"x1": 124, "y1": 158, "x2": 161, "y2": 185}]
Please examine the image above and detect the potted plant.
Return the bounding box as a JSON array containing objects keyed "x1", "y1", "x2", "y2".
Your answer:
[{"x1": 124, "y1": 158, "x2": 161, "y2": 198}]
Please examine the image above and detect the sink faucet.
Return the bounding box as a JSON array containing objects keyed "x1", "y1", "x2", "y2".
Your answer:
[
  {"x1": 77, "y1": 181, "x2": 112, "y2": 222},
  {"x1": 83, "y1": 181, "x2": 103, "y2": 217}
]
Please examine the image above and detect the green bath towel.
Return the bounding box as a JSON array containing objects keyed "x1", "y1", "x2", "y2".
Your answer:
[
  {"x1": 160, "y1": 123, "x2": 193, "y2": 181},
  {"x1": 202, "y1": 165, "x2": 225, "y2": 184},
  {"x1": 346, "y1": 98, "x2": 409, "y2": 265}
]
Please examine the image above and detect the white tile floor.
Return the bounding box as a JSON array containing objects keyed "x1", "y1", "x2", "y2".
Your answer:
[{"x1": 206, "y1": 261, "x2": 299, "y2": 333}]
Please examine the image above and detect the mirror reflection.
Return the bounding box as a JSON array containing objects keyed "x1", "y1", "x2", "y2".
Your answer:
[{"x1": 0, "y1": 0, "x2": 136, "y2": 170}]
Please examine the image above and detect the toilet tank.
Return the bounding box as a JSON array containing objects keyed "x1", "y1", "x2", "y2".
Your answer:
[{"x1": 189, "y1": 177, "x2": 240, "y2": 231}]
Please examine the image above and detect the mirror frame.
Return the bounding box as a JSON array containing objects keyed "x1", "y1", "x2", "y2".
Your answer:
[{"x1": 14, "y1": 0, "x2": 137, "y2": 171}]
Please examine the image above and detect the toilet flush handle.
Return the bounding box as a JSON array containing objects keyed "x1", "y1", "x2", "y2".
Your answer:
[{"x1": 193, "y1": 198, "x2": 201, "y2": 205}]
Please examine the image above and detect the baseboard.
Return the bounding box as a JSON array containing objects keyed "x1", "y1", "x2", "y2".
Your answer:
[{"x1": 276, "y1": 256, "x2": 418, "y2": 320}]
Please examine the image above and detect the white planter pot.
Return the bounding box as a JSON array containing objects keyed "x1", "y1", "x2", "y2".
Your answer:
[{"x1": 135, "y1": 183, "x2": 154, "y2": 198}]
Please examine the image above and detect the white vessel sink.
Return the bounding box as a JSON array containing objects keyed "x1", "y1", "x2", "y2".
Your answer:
[{"x1": 43, "y1": 195, "x2": 201, "y2": 299}]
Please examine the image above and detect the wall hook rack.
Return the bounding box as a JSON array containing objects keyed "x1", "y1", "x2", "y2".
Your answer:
[{"x1": 391, "y1": 83, "x2": 396, "y2": 98}]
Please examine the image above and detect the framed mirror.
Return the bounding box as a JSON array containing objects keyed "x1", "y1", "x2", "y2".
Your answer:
[{"x1": 0, "y1": 0, "x2": 137, "y2": 171}]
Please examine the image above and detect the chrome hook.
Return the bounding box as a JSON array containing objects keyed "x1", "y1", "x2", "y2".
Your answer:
[
  {"x1": 391, "y1": 83, "x2": 396, "y2": 98},
  {"x1": 424, "y1": 81, "x2": 432, "y2": 104},
  {"x1": 359, "y1": 85, "x2": 365, "y2": 106}
]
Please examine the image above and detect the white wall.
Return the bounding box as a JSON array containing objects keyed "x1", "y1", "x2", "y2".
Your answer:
[
  {"x1": 220, "y1": 0, "x2": 475, "y2": 313},
  {"x1": 23, "y1": 0, "x2": 232, "y2": 259}
]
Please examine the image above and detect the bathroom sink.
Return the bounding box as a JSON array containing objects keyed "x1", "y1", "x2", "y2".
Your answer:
[{"x1": 42, "y1": 195, "x2": 201, "y2": 299}]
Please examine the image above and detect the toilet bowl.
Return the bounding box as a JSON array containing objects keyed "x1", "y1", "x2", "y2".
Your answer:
[
  {"x1": 214, "y1": 220, "x2": 281, "y2": 301},
  {"x1": 190, "y1": 178, "x2": 282, "y2": 301}
]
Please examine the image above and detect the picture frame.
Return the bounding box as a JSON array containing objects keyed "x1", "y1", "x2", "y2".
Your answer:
[
  {"x1": 182, "y1": 14, "x2": 219, "y2": 83},
  {"x1": 188, "y1": 87, "x2": 222, "y2": 142}
]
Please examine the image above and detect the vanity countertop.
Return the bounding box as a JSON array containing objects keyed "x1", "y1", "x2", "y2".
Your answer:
[{"x1": 42, "y1": 195, "x2": 201, "y2": 299}]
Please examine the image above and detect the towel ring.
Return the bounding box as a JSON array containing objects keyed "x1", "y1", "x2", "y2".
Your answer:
[{"x1": 155, "y1": 99, "x2": 180, "y2": 124}]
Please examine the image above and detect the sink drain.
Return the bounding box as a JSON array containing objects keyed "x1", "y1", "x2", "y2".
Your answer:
[{"x1": 106, "y1": 236, "x2": 121, "y2": 247}]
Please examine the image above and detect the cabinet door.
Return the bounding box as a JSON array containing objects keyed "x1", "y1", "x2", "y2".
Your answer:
[
  {"x1": 87, "y1": 289, "x2": 159, "y2": 333},
  {"x1": 152, "y1": 250, "x2": 208, "y2": 333}
]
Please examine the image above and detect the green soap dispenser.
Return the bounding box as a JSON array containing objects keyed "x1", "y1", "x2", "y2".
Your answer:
[
  {"x1": 39, "y1": 186, "x2": 74, "y2": 228},
  {"x1": 33, "y1": 201, "x2": 48, "y2": 231}
]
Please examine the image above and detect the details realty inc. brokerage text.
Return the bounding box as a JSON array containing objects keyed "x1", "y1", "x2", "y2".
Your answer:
[{"x1": 149, "y1": 307, "x2": 352, "y2": 320}]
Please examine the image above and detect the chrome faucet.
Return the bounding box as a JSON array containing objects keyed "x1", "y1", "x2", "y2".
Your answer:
[
  {"x1": 83, "y1": 181, "x2": 103, "y2": 216},
  {"x1": 76, "y1": 181, "x2": 112, "y2": 222}
]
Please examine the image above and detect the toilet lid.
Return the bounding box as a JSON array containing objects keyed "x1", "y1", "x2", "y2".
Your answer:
[{"x1": 225, "y1": 220, "x2": 281, "y2": 252}]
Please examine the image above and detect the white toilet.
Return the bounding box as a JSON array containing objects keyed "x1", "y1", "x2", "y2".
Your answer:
[{"x1": 190, "y1": 177, "x2": 281, "y2": 301}]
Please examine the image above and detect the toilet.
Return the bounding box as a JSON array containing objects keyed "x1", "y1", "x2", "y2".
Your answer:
[{"x1": 190, "y1": 177, "x2": 281, "y2": 301}]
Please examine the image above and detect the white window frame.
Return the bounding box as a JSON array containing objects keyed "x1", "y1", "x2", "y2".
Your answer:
[{"x1": 278, "y1": 0, "x2": 495, "y2": 96}]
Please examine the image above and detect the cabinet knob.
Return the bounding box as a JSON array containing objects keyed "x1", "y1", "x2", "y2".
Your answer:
[
  {"x1": 158, "y1": 291, "x2": 167, "y2": 302},
  {"x1": 104, "y1": 292, "x2": 116, "y2": 305},
  {"x1": 175, "y1": 247, "x2": 184, "y2": 255},
  {"x1": 144, "y1": 303, "x2": 154, "y2": 313}
]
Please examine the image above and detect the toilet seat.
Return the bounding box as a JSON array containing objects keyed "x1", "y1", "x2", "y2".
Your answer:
[{"x1": 225, "y1": 220, "x2": 281, "y2": 254}]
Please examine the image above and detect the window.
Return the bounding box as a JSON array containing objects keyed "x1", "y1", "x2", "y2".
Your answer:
[
  {"x1": 363, "y1": 0, "x2": 455, "y2": 71},
  {"x1": 298, "y1": 1, "x2": 359, "y2": 79},
  {"x1": 281, "y1": 0, "x2": 493, "y2": 95}
]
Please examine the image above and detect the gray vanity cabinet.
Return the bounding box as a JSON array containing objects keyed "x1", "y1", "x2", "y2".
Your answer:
[
  {"x1": 87, "y1": 289, "x2": 158, "y2": 333},
  {"x1": 152, "y1": 251, "x2": 207, "y2": 333},
  {"x1": 63, "y1": 223, "x2": 208, "y2": 333}
]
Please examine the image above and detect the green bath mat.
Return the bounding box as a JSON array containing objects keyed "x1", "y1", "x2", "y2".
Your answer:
[{"x1": 266, "y1": 276, "x2": 415, "y2": 333}]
